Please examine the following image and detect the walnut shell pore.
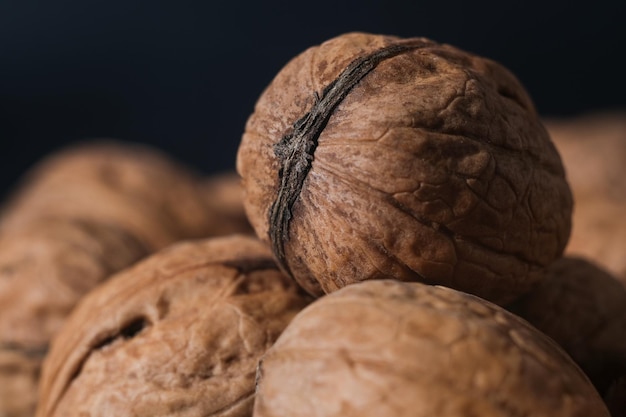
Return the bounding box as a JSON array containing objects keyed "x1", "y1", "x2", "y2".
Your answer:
[{"x1": 237, "y1": 32, "x2": 572, "y2": 305}]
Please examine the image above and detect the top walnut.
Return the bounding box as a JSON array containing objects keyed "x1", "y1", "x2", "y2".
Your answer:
[{"x1": 237, "y1": 32, "x2": 572, "y2": 304}]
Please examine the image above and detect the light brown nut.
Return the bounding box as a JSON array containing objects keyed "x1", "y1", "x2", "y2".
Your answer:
[
  {"x1": 1, "y1": 141, "x2": 251, "y2": 250},
  {"x1": 254, "y1": 280, "x2": 609, "y2": 417},
  {"x1": 36, "y1": 235, "x2": 310, "y2": 417},
  {"x1": 545, "y1": 112, "x2": 626, "y2": 282},
  {"x1": 0, "y1": 348, "x2": 42, "y2": 417},
  {"x1": 198, "y1": 171, "x2": 254, "y2": 237},
  {"x1": 0, "y1": 219, "x2": 147, "y2": 417},
  {"x1": 237, "y1": 32, "x2": 572, "y2": 305},
  {"x1": 507, "y1": 257, "x2": 626, "y2": 400},
  {"x1": 0, "y1": 142, "x2": 253, "y2": 416},
  {"x1": 0, "y1": 220, "x2": 147, "y2": 350}
]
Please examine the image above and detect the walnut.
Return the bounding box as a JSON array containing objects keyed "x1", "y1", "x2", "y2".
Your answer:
[
  {"x1": 254, "y1": 280, "x2": 609, "y2": 417},
  {"x1": 237, "y1": 32, "x2": 572, "y2": 305},
  {"x1": 0, "y1": 219, "x2": 147, "y2": 417},
  {"x1": 545, "y1": 112, "x2": 626, "y2": 282},
  {"x1": 507, "y1": 257, "x2": 626, "y2": 401},
  {"x1": 0, "y1": 348, "x2": 42, "y2": 417},
  {"x1": 1, "y1": 141, "x2": 252, "y2": 249},
  {"x1": 0, "y1": 142, "x2": 253, "y2": 416},
  {"x1": 36, "y1": 235, "x2": 310, "y2": 417}
]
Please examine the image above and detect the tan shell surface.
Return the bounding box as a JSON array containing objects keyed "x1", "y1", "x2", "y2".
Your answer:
[
  {"x1": 0, "y1": 219, "x2": 147, "y2": 349},
  {"x1": 0, "y1": 219, "x2": 146, "y2": 417},
  {"x1": 0, "y1": 142, "x2": 254, "y2": 416},
  {"x1": 254, "y1": 280, "x2": 609, "y2": 417},
  {"x1": 507, "y1": 257, "x2": 626, "y2": 398},
  {"x1": 237, "y1": 32, "x2": 572, "y2": 305},
  {"x1": 0, "y1": 349, "x2": 42, "y2": 417},
  {"x1": 37, "y1": 235, "x2": 310, "y2": 417},
  {"x1": 1, "y1": 141, "x2": 251, "y2": 250},
  {"x1": 546, "y1": 112, "x2": 626, "y2": 282}
]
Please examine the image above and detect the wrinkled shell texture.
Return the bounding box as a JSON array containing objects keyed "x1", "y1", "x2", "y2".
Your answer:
[
  {"x1": 507, "y1": 257, "x2": 626, "y2": 396},
  {"x1": 254, "y1": 280, "x2": 609, "y2": 417},
  {"x1": 237, "y1": 32, "x2": 572, "y2": 305},
  {"x1": 0, "y1": 142, "x2": 252, "y2": 416},
  {"x1": 37, "y1": 235, "x2": 310, "y2": 417},
  {"x1": 546, "y1": 113, "x2": 626, "y2": 282}
]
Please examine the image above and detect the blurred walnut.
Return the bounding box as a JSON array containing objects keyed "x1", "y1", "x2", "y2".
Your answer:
[
  {"x1": 237, "y1": 32, "x2": 572, "y2": 305},
  {"x1": 37, "y1": 235, "x2": 310, "y2": 417},
  {"x1": 0, "y1": 348, "x2": 43, "y2": 417},
  {"x1": 545, "y1": 112, "x2": 626, "y2": 282},
  {"x1": 0, "y1": 141, "x2": 252, "y2": 249},
  {"x1": 0, "y1": 142, "x2": 252, "y2": 417},
  {"x1": 198, "y1": 171, "x2": 253, "y2": 236},
  {"x1": 507, "y1": 257, "x2": 626, "y2": 401},
  {"x1": 254, "y1": 280, "x2": 608, "y2": 417}
]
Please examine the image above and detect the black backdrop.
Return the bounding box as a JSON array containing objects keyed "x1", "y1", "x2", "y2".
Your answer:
[{"x1": 1, "y1": 0, "x2": 624, "y2": 200}]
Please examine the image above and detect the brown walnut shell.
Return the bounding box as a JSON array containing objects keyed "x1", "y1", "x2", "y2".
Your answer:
[
  {"x1": 1, "y1": 141, "x2": 252, "y2": 250},
  {"x1": 0, "y1": 348, "x2": 42, "y2": 417},
  {"x1": 507, "y1": 257, "x2": 626, "y2": 400},
  {"x1": 0, "y1": 142, "x2": 252, "y2": 417},
  {"x1": 237, "y1": 32, "x2": 572, "y2": 305},
  {"x1": 254, "y1": 280, "x2": 609, "y2": 417},
  {"x1": 545, "y1": 112, "x2": 626, "y2": 282},
  {"x1": 36, "y1": 235, "x2": 310, "y2": 417},
  {"x1": 0, "y1": 219, "x2": 147, "y2": 417}
]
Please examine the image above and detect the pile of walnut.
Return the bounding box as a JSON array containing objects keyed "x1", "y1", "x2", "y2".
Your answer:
[{"x1": 0, "y1": 32, "x2": 623, "y2": 417}]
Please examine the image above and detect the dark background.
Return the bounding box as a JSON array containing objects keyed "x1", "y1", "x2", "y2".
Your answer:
[{"x1": 1, "y1": 0, "x2": 624, "y2": 200}]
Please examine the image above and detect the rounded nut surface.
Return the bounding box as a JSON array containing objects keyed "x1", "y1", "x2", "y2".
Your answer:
[
  {"x1": 0, "y1": 141, "x2": 252, "y2": 417},
  {"x1": 507, "y1": 257, "x2": 626, "y2": 397},
  {"x1": 1, "y1": 141, "x2": 252, "y2": 250},
  {"x1": 237, "y1": 32, "x2": 572, "y2": 305},
  {"x1": 254, "y1": 280, "x2": 609, "y2": 417},
  {"x1": 36, "y1": 235, "x2": 310, "y2": 417},
  {"x1": 0, "y1": 219, "x2": 147, "y2": 417}
]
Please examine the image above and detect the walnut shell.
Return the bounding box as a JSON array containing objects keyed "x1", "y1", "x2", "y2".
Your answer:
[
  {"x1": 237, "y1": 32, "x2": 572, "y2": 305},
  {"x1": 0, "y1": 142, "x2": 253, "y2": 416},
  {"x1": 0, "y1": 348, "x2": 42, "y2": 417},
  {"x1": 507, "y1": 257, "x2": 626, "y2": 398},
  {"x1": 0, "y1": 219, "x2": 147, "y2": 417},
  {"x1": 254, "y1": 280, "x2": 609, "y2": 417},
  {"x1": 545, "y1": 112, "x2": 626, "y2": 282},
  {"x1": 36, "y1": 235, "x2": 310, "y2": 417},
  {"x1": 1, "y1": 141, "x2": 252, "y2": 249}
]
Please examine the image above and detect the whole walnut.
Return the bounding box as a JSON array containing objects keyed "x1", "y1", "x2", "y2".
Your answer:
[
  {"x1": 507, "y1": 257, "x2": 626, "y2": 400},
  {"x1": 545, "y1": 112, "x2": 626, "y2": 282},
  {"x1": 36, "y1": 235, "x2": 310, "y2": 417},
  {"x1": 254, "y1": 280, "x2": 609, "y2": 417},
  {"x1": 237, "y1": 32, "x2": 572, "y2": 305}
]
